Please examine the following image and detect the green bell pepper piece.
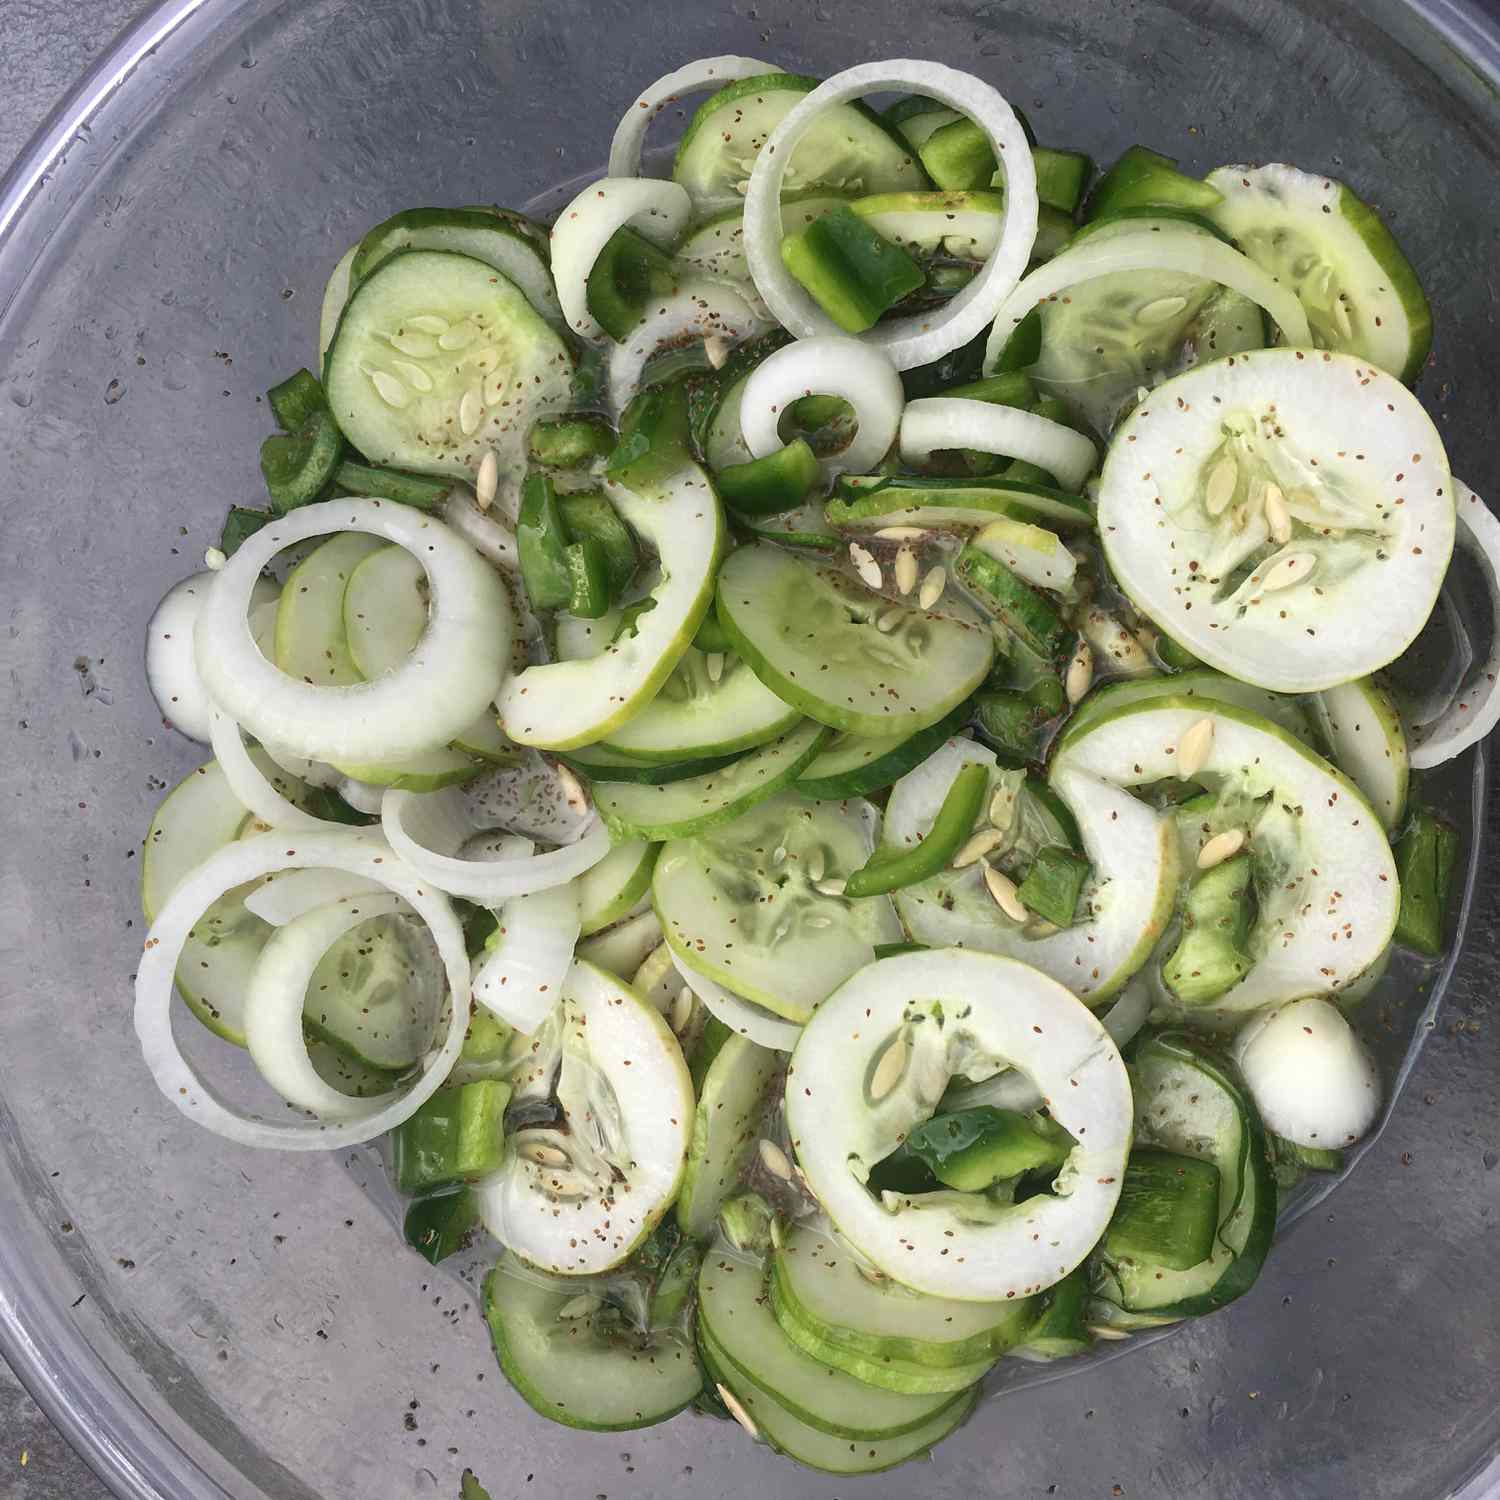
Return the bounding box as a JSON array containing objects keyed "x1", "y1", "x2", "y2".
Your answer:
[
  {"x1": 844, "y1": 760, "x2": 989, "y2": 898},
  {"x1": 781, "y1": 205, "x2": 925, "y2": 334},
  {"x1": 517, "y1": 470, "x2": 574, "y2": 610},
  {"x1": 391, "y1": 1079, "x2": 512, "y2": 1195}
]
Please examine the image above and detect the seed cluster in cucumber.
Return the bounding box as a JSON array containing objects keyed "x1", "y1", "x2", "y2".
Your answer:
[{"x1": 137, "y1": 48, "x2": 1488, "y2": 1481}]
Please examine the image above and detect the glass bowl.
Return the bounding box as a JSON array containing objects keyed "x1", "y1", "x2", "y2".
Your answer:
[{"x1": 2, "y1": 2, "x2": 1498, "y2": 1496}]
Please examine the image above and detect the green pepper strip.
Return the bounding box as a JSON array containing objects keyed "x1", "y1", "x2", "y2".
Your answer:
[
  {"x1": 1016, "y1": 844, "x2": 1091, "y2": 928},
  {"x1": 334, "y1": 459, "x2": 451, "y2": 510},
  {"x1": 1083, "y1": 144, "x2": 1223, "y2": 222},
  {"x1": 403, "y1": 1187, "x2": 480, "y2": 1265},
  {"x1": 781, "y1": 205, "x2": 925, "y2": 335},
  {"x1": 1102, "y1": 1146, "x2": 1221, "y2": 1271},
  {"x1": 844, "y1": 760, "x2": 989, "y2": 898},
  {"x1": 714, "y1": 438, "x2": 820, "y2": 517},
  {"x1": 586, "y1": 225, "x2": 678, "y2": 343},
  {"x1": 607, "y1": 376, "x2": 694, "y2": 500},
  {"x1": 220, "y1": 505, "x2": 272, "y2": 558},
  {"x1": 558, "y1": 490, "x2": 639, "y2": 595},
  {"x1": 259, "y1": 406, "x2": 344, "y2": 513},
  {"x1": 517, "y1": 471, "x2": 574, "y2": 610},
  {"x1": 391, "y1": 1078, "x2": 512, "y2": 1195},
  {"x1": 1393, "y1": 807, "x2": 1458, "y2": 955},
  {"x1": 917, "y1": 119, "x2": 1092, "y2": 214},
  {"x1": 529, "y1": 414, "x2": 617, "y2": 469},
  {"x1": 267, "y1": 367, "x2": 327, "y2": 431}
]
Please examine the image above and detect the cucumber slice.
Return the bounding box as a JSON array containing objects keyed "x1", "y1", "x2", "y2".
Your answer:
[
  {"x1": 654, "y1": 791, "x2": 902, "y2": 1023},
  {"x1": 1311, "y1": 676, "x2": 1408, "y2": 832},
  {"x1": 771, "y1": 1222, "x2": 1032, "y2": 1369},
  {"x1": 848, "y1": 189, "x2": 1002, "y2": 262},
  {"x1": 482, "y1": 1254, "x2": 700, "y2": 1431},
  {"x1": 698, "y1": 1252, "x2": 960, "y2": 1437},
  {"x1": 676, "y1": 1037, "x2": 780, "y2": 1239},
  {"x1": 1098, "y1": 349, "x2": 1454, "y2": 693},
  {"x1": 888, "y1": 739, "x2": 1177, "y2": 1004},
  {"x1": 318, "y1": 244, "x2": 357, "y2": 362},
  {"x1": 593, "y1": 719, "x2": 829, "y2": 842},
  {"x1": 675, "y1": 199, "x2": 846, "y2": 307},
  {"x1": 330, "y1": 745, "x2": 481, "y2": 792},
  {"x1": 785, "y1": 948, "x2": 1133, "y2": 1302},
  {"x1": 559, "y1": 744, "x2": 740, "y2": 785},
  {"x1": 451, "y1": 713, "x2": 520, "y2": 766},
  {"x1": 668, "y1": 950, "x2": 802, "y2": 1053},
  {"x1": 349, "y1": 206, "x2": 561, "y2": 328},
  {"x1": 674, "y1": 74, "x2": 926, "y2": 216},
  {"x1": 1028, "y1": 215, "x2": 1268, "y2": 435},
  {"x1": 1095, "y1": 1030, "x2": 1275, "y2": 1317},
  {"x1": 827, "y1": 474, "x2": 1094, "y2": 532},
  {"x1": 700, "y1": 1325, "x2": 975, "y2": 1472},
  {"x1": 574, "y1": 907, "x2": 664, "y2": 981},
  {"x1": 1205, "y1": 163, "x2": 1431, "y2": 382},
  {"x1": 576, "y1": 839, "x2": 658, "y2": 936},
  {"x1": 742, "y1": 500, "x2": 842, "y2": 552},
  {"x1": 794, "y1": 704, "x2": 969, "y2": 799},
  {"x1": 499, "y1": 471, "x2": 724, "y2": 749},
  {"x1": 342, "y1": 542, "x2": 427, "y2": 680},
  {"x1": 1055, "y1": 696, "x2": 1399, "y2": 1015},
  {"x1": 1058, "y1": 669, "x2": 1317, "y2": 751},
  {"x1": 717, "y1": 543, "x2": 993, "y2": 736},
  {"x1": 275, "y1": 532, "x2": 385, "y2": 685},
  {"x1": 475, "y1": 960, "x2": 691, "y2": 1274},
  {"x1": 324, "y1": 250, "x2": 572, "y2": 481}
]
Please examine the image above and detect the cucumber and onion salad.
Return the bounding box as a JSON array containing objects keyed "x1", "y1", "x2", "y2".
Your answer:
[{"x1": 134, "y1": 50, "x2": 1488, "y2": 1474}]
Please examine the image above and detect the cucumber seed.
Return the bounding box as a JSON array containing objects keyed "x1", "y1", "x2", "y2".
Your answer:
[
  {"x1": 953, "y1": 828, "x2": 1005, "y2": 868},
  {"x1": 1065, "y1": 641, "x2": 1094, "y2": 703},
  {"x1": 848, "y1": 542, "x2": 882, "y2": 591},
  {"x1": 918, "y1": 564, "x2": 947, "y2": 610},
  {"x1": 894, "y1": 544, "x2": 919, "y2": 596},
  {"x1": 476, "y1": 448, "x2": 499, "y2": 511},
  {"x1": 870, "y1": 1037, "x2": 909, "y2": 1102},
  {"x1": 1197, "y1": 828, "x2": 1247, "y2": 868},
  {"x1": 1176, "y1": 716, "x2": 1216, "y2": 779},
  {"x1": 1260, "y1": 551, "x2": 1316, "y2": 592},
  {"x1": 717, "y1": 1384, "x2": 759, "y2": 1440},
  {"x1": 1203, "y1": 455, "x2": 1238, "y2": 516},
  {"x1": 758, "y1": 1139, "x2": 794, "y2": 1180},
  {"x1": 983, "y1": 865, "x2": 1029, "y2": 922}
]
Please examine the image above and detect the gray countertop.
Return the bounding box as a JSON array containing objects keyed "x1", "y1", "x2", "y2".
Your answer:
[{"x1": 5, "y1": 7, "x2": 147, "y2": 1491}]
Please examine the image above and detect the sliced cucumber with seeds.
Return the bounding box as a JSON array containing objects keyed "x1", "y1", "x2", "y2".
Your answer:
[
  {"x1": 771, "y1": 1222, "x2": 1032, "y2": 1370},
  {"x1": 1098, "y1": 349, "x2": 1454, "y2": 693},
  {"x1": 828, "y1": 474, "x2": 1094, "y2": 532},
  {"x1": 325, "y1": 250, "x2": 572, "y2": 480},
  {"x1": 349, "y1": 206, "x2": 562, "y2": 328},
  {"x1": 276, "y1": 532, "x2": 385, "y2": 685},
  {"x1": 1311, "y1": 676, "x2": 1408, "y2": 832},
  {"x1": 1205, "y1": 163, "x2": 1431, "y2": 382},
  {"x1": 593, "y1": 719, "x2": 830, "y2": 842},
  {"x1": 673, "y1": 74, "x2": 926, "y2": 215},
  {"x1": 717, "y1": 543, "x2": 994, "y2": 737},
  {"x1": 574, "y1": 907, "x2": 664, "y2": 981},
  {"x1": 795, "y1": 705, "x2": 969, "y2": 799},
  {"x1": 698, "y1": 1252, "x2": 961, "y2": 1438},
  {"x1": 576, "y1": 839, "x2": 658, "y2": 936},
  {"x1": 342, "y1": 542, "x2": 429, "y2": 680},
  {"x1": 483, "y1": 1255, "x2": 701, "y2": 1431},
  {"x1": 655, "y1": 791, "x2": 901, "y2": 1023},
  {"x1": 676, "y1": 1039, "x2": 780, "y2": 1240},
  {"x1": 1028, "y1": 215, "x2": 1268, "y2": 435}
]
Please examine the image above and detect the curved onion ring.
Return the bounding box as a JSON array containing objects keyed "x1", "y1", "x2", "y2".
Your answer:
[
  {"x1": 983, "y1": 230, "x2": 1312, "y2": 371},
  {"x1": 209, "y1": 708, "x2": 336, "y2": 832},
  {"x1": 549, "y1": 177, "x2": 692, "y2": 340},
  {"x1": 244, "y1": 893, "x2": 412, "y2": 1117},
  {"x1": 740, "y1": 336, "x2": 905, "y2": 480},
  {"x1": 444, "y1": 487, "x2": 520, "y2": 562},
  {"x1": 134, "y1": 829, "x2": 470, "y2": 1150},
  {"x1": 472, "y1": 881, "x2": 582, "y2": 1033},
  {"x1": 607, "y1": 277, "x2": 770, "y2": 414},
  {"x1": 900, "y1": 397, "x2": 1097, "y2": 491},
  {"x1": 608, "y1": 56, "x2": 776, "y2": 178},
  {"x1": 743, "y1": 60, "x2": 1038, "y2": 370},
  {"x1": 338, "y1": 777, "x2": 386, "y2": 816},
  {"x1": 1410, "y1": 479, "x2": 1500, "y2": 768},
  {"x1": 243, "y1": 868, "x2": 385, "y2": 926},
  {"x1": 382, "y1": 785, "x2": 611, "y2": 902},
  {"x1": 194, "y1": 499, "x2": 513, "y2": 767},
  {"x1": 668, "y1": 949, "x2": 799, "y2": 1052}
]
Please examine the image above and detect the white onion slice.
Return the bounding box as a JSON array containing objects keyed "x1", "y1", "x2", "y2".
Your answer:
[
  {"x1": 668, "y1": 950, "x2": 799, "y2": 1052},
  {"x1": 1409, "y1": 480, "x2": 1500, "y2": 769},
  {"x1": 472, "y1": 882, "x2": 582, "y2": 1033},
  {"x1": 900, "y1": 397, "x2": 1096, "y2": 491},
  {"x1": 209, "y1": 708, "x2": 336, "y2": 831},
  {"x1": 338, "y1": 777, "x2": 386, "y2": 816},
  {"x1": 608, "y1": 56, "x2": 777, "y2": 178},
  {"x1": 743, "y1": 60, "x2": 1037, "y2": 370},
  {"x1": 549, "y1": 177, "x2": 692, "y2": 340},
  {"x1": 382, "y1": 785, "x2": 611, "y2": 902},
  {"x1": 194, "y1": 500, "x2": 513, "y2": 766},
  {"x1": 444, "y1": 486, "x2": 520, "y2": 560},
  {"x1": 147, "y1": 573, "x2": 275, "y2": 742},
  {"x1": 740, "y1": 336, "x2": 905, "y2": 480},
  {"x1": 983, "y1": 230, "x2": 1313, "y2": 370},
  {"x1": 244, "y1": 893, "x2": 410, "y2": 1117},
  {"x1": 607, "y1": 277, "x2": 769, "y2": 414},
  {"x1": 243, "y1": 869, "x2": 385, "y2": 926},
  {"x1": 134, "y1": 829, "x2": 471, "y2": 1150}
]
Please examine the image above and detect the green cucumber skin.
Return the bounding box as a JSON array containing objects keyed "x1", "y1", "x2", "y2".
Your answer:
[{"x1": 795, "y1": 705, "x2": 970, "y2": 799}]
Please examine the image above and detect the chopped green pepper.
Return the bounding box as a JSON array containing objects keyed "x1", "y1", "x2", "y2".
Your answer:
[
  {"x1": 586, "y1": 225, "x2": 678, "y2": 342},
  {"x1": 219, "y1": 505, "x2": 272, "y2": 558},
  {"x1": 1393, "y1": 807, "x2": 1458, "y2": 955},
  {"x1": 391, "y1": 1079, "x2": 512, "y2": 1195},
  {"x1": 1162, "y1": 852, "x2": 1255, "y2": 1004},
  {"x1": 691, "y1": 610, "x2": 733, "y2": 654},
  {"x1": 563, "y1": 535, "x2": 611, "y2": 618},
  {"x1": 1016, "y1": 844, "x2": 1091, "y2": 927},
  {"x1": 528, "y1": 414, "x2": 617, "y2": 469},
  {"x1": 517, "y1": 471, "x2": 574, "y2": 610},
  {"x1": 941, "y1": 371, "x2": 1036, "y2": 408},
  {"x1": 267, "y1": 367, "x2": 327, "y2": 432},
  {"x1": 334, "y1": 459, "x2": 451, "y2": 510},
  {"x1": 608, "y1": 376, "x2": 694, "y2": 499},
  {"x1": 558, "y1": 490, "x2": 639, "y2": 596},
  {"x1": 992, "y1": 306, "x2": 1042, "y2": 373},
  {"x1": 1016, "y1": 1264, "x2": 1090, "y2": 1359},
  {"x1": 403, "y1": 1187, "x2": 480, "y2": 1265},
  {"x1": 781, "y1": 205, "x2": 925, "y2": 334},
  {"x1": 873, "y1": 1106, "x2": 1071, "y2": 1195},
  {"x1": 714, "y1": 438, "x2": 820, "y2": 516},
  {"x1": 916, "y1": 120, "x2": 1091, "y2": 214},
  {"x1": 844, "y1": 760, "x2": 989, "y2": 898},
  {"x1": 1084, "y1": 145, "x2": 1224, "y2": 222},
  {"x1": 259, "y1": 407, "x2": 344, "y2": 513},
  {"x1": 1103, "y1": 1146, "x2": 1221, "y2": 1271},
  {"x1": 973, "y1": 689, "x2": 1049, "y2": 764}
]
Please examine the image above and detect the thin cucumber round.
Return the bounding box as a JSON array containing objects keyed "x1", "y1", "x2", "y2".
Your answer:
[
  {"x1": 275, "y1": 533, "x2": 385, "y2": 685},
  {"x1": 592, "y1": 719, "x2": 829, "y2": 842},
  {"x1": 674, "y1": 73, "x2": 926, "y2": 215},
  {"x1": 676, "y1": 1038, "x2": 780, "y2": 1239},
  {"x1": 559, "y1": 744, "x2": 741, "y2": 785},
  {"x1": 574, "y1": 907, "x2": 664, "y2": 981},
  {"x1": 1205, "y1": 163, "x2": 1431, "y2": 382},
  {"x1": 717, "y1": 543, "x2": 994, "y2": 737},
  {"x1": 325, "y1": 249, "x2": 572, "y2": 480},
  {"x1": 576, "y1": 839, "x2": 658, "y2": 936},
  {"x1": 794, "y1": 703, "x2": 969, "y2": 799},
  {"x1": 654, "y1": 791, "x2": 902, "y2": 1023},
  {"x1": 697, "y1": 1252, "x2": 961, "y2": 1438},
  {"x1": 483, "y1": 1256, "x2": 700, "y2": 1431},
  {"x1": 342, "y1": 543, "x2": 427, "y2": 679},
  {"x1": 1311, "y1": 676, "x2": 1409, "y2": 832}
]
